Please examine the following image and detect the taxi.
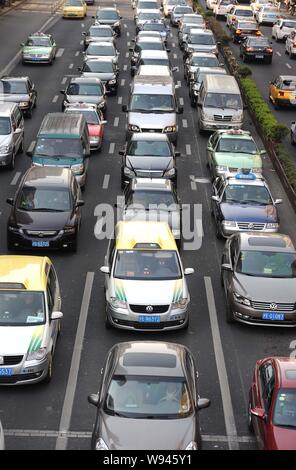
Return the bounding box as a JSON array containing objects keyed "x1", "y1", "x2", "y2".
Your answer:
[
  {"x1": 269, "y1": 75, "x2": 296, "y2": 109},
  {"x1": 211, "y1": 171, "x2": 282, "y2": 238},
  {"x1": 100, "y1": 221, "x2": 194, "y2": 331},
  {"x1": 0, "y1": 256, "x2": 62, "y2": 385},
  {"x1": 207, "y1": 129, "x2": 264, "y2": 179},
  {"x1": 21, "y1": 32, "x2": 57, "y2": 64},
  {"x1": 63, "y1": 0, "x2": 87, "y2": 18}
]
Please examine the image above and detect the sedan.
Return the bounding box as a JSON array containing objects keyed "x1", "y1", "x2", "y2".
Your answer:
[
  {"x1": 269, "y1": 75, "x2": 296, "y2": 109},
  {"x1": 0, "y1": 76, "x2": 37, "y2": 118},
  {"x1": 272, "y1": 18, "x2": 296, "y2": 42},
  {"x1": 239, "y1": 36, "x2": 273, "y2": 63},
  {"x1": 184, "y1": 29, "x2": 218, "y2": 57},
  {"x1": 184, "y1": 52, "x2": 221, "y2": 83},
  {"x1": 21, "y1": 32, "x2": 57, "y2": 64},
  {"x1": 230, "y1": 20, "x2": 261, "y2": 43},
  {"x1": 62, "y1": 0, "x2": 87, "y2": 18},
  {"x1": 135, "y1": 10, "x2": 162, "y2": 33},
  {"x1": 79, "y1": 58, "x2": 119, "y2": 95},
  {"x1": 88, "y1": 341, "x2": 211, "y2": 450},
  {"x1": 93, "y1": 7, "x2": 122, "y2": 36},
  {"x1": 285, "y1": 30, "x2": 296, "y2": 59},
  {"x1": 82, "y1": 25, "x2": 115, "y2": 49},
  {"x1": 83, "y1": 42, "x2": 119, "y2": 64},
  {"x1": 61, "y1": 77, "x2": 107, "y2": 115},
  {"x1": 141, "y1": 21, "x2": 171, "y2": 45},
  {"x1": 130, "y1": 38, "x2": 167, "y2": 66},
  {"x1": 170, "y1": 5, "x2": 193, "y2": 26}
]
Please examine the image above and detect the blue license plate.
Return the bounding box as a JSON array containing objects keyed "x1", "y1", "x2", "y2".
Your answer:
[
  {"x1": 0, "y1": 368, "x2": 13, "y2": 376},
  {"x1": 262, "y1": 312, "x2": 285, "y2": 321},
  {"x1": 32, "y1": 241, "x2": 49, "y2": 247},
  {"x1": 138, "y1": 315, "x2": 161, "y2": 323}
]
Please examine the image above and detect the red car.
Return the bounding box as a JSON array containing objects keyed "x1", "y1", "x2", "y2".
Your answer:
[{"x1": 248, "y1": 357, "x2": 296, "y2": 450}]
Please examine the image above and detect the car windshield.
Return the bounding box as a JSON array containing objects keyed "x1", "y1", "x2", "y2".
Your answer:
[
  {"x1": 139, "y1": 12, "x2": 161, "y2": 20},
  {"x1": 190, "y1": 34, "x2": 215, "y2": 45},
  {"x1": 104, "y1": 375, "x2": 192, "y2": 419},
  {"x1": 184, "y1": 15, "x2": 204, "y2": 23},
  {"x1": 239, "y1": 22, "x2": 257, "y2": 30},
  {"x1": 65, "y1": 0, "x2": 83, "y2": 5},
  {"x1": 141, "y1": 58, "x2": 169, "y2": 66},
  {"x1": 114, "y1": 250, "x2": 181, "y2": 280},
  {"x1": 204, "y1": 92, "x2": 242, "y2": 109},
  {"x1": 191, "y1": 56, "x2": 219, "y2": 66},
  {"x1": 0, "y1": 117, "x2": 11, "y2": 135},
  {"x1": 130, "y1": 94, "x2": 174, "y2": 112},
  {"x1": 223, "y1": 184, "x2": 272, "y2": 204},
  {"x1": 0, "y1": 291, "x2": 45, "y2": 326},
  {"x1": 89, "y1": 27, "x2": 113, "y2": 37},
  {"x1": 137, "y1": 41, "x2": 164, "y2": 51},
  {"x1": 236, "y1": 9, "x2": 253, "y2": 16},
  {"x1": 168, "y1": 0, "x2": 183, "y2": 5},
  {"x1": 97, "y1": 10, "x2": 119, "y2": 19},
  {"x1": 281, "y1": 80, "x2": 296, "y2": 90},
  {"x1": 87, "y1": 44, "x2": 115, "y2": 55},
  {"x1": 34, "y1": 137, "x2": 83, "y2": 158},
  {"x1": 236, "y1": 250, "x2": 296, "y2": 278},
  {"x1": 138, "y1": 1, "x2": 158, "y2": 7},
  {"x1": 128, "y1": 140, "x2": 171, "y2": 156},
  {"x1": 0, "y1": 81, "x2": 27, "y2": 94},
  {"x1": 83, "y1": 61, "x2": 114, "y2": 73},
  {"x1": 65, "y1": 109, "x2": 100, "y2": 124},
  {"x1": 26, "y1": 37, "x2": 51, "y2": 47},
  {"x1": 174, "y1": 6, "x2": 192, "y2": 13},
  {"x1": 143, "y1": 23, "x2": 166, "y2": 31},
  {"x1": 67, "y1": 83, "x2": 103, "y2": 96},
  {"x1": 248, "y1": 38, "x2": 270, "y2": 46},
  {"x1": 18, "y1": 187, "x2": 71, "y2": 212},
  {"x1": 127, "y1": 190, "x2": 177, "y2": 209},
  {"x1": 273, "y1": 388, "x2": 296, "y2": 429},
  {"x1": 217, "y1": 137, "x2": 257, "y2": 153}
]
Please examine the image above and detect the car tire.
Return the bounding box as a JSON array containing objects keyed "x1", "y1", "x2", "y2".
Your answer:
[
  {"x1": 105, "y1": 313, "x2": 112, "y2": 329},
  {"x1": 8, "y1": 151, "x2": 15, "y2": 170},
  {"x1": 18, "y1": 138, "x2": 24, "y2": 154},
  {"x1": 289, "y1": 49, "x2": 294, "y2": 59},
  {"x1": 273, "y1": 99, "x2": 280, "y2": 110},
  {"x1": 275, "y1": 34, "x2": 280, "y2": 43},
  {"x1": 44, "y1": 353, "x2": 53, "y2": 383},
  {"x1": 190, "y1": 95, "x2": 196, "y2": 107},
  {"x1": 248, "y1": 401, "x2": 254, "y2": 432},
  {"x1": 225, "y1": 296, "x2": 235, "y2": 324},
  {"x1": 215, "y1": 220, "x2": 222, "y2": 239},
  {"x1": 242, "y1": 54, "x2": 248, "y2": 63},
  {"x1": 69, "y1": 236, "x2": 78, "y2": 253},
  {"x1": 182, "y1": 317, "x2": 189, "y2": 330},
  {"x1": 7, "y1": 237, "x2": 14, "y2": 251},
  {"x1": 291, "y1": 131, "x2": 295, "y2": 145},
  {"x1": 265, "y1": 57, "x2": 272, "y2": 64},
  {"x1": 26, "y1": 108, "x2": 33, "y2": 118}
]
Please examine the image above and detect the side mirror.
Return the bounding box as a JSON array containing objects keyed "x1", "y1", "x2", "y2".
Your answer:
[
  {"x1": 275, "y1": 198, "x2": 283, "y2": 205},
  {"x1": 175, "y1": 151, "x2": 180, "y2": 157},
  {"x1": 221, "y1": 263, "x2": 233, "y2": 272},
  {"x1": 82, "y1": 32, "x2": 86, "y2": 35},
  {"x1": 122, "y1": 104, "x2": 128, "y2": 112},
  {"x1": 88, "y1": 393, "x2": 99, "y2": 407},
  {"x1": 92, "y1": 15, "x2": 95, "y2": 19},
  {"x1": 211, "y1": 195, "x2": 219, "y2": 202},
  {"x1": 78, "y1": 67, "x2": 82, "y2": 72},
  {"x1": 178, "y1": 106, "x2": 184, "y2": 114},
  {"x1": 15, "y1": 128, "x2": 23, "y2": 134},
  {"x1": 217, "y1": 41, "x2": 221, "y2": 46},
  {"x1": 76, "y1": 200, "x2": 85, "y2": 207},
  {"x1": 26, "y1": 150, "x2": 32, "y2": 157},
  {"x1": 101, "y1": 120, "x2": 107, "y2": 125},
  {"x1": 184, "y1": 268, "x2": 194, "y2": 276},
  {"x1": 207, "y1": 145, "x2": 213, "y2": 151},
  {"x1": 166, "y1": 48, "x2": 171, "y2": 53},
  {"x1": 129, "y1": 47, "x2": 133, "y2": 52},
  {"x1": 172, "y1": 66, "x2": 178, "y2": 72},
  {"x1": 250, "y1": 407, "x2": 266, "y2": 421},
  {"x1": 100, "y1": 266, "x2": 110, "y2": 274},
  {"x1": 260, "y1": 149, "x2": 266, "y2": 155},
  {"x1": 60, "y1": 90, "x2": 65, "y2": 94},
  {"x1": 20, "y1": 42, "x2": 25, "y2": 47},
  {"x1": 198, "y1": 398, "x2": 211, "y2": 410},
  {"x1": 6, "y1": 198, "x2": 14, "y2": 205},
  {"x1": 51, "y1": 311, "x2": 63, "y2": 321},
  {"x1": 119, "y1": 150, "x2": 125, "y2": 155}
]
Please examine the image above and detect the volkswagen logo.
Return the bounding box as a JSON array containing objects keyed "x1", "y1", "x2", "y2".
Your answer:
[
  {"x1": 0, "y1": 356, "x2": 3, "y2": 365},
  {"x1": 248, "y1": 223, "x2": 254, "y2": 230},
  {"x1": 146, "y1": 305, "x2": 153, "y2": 313},
  {"x1": 270, "y1": 303, "x2": 278, "y2": 310}
]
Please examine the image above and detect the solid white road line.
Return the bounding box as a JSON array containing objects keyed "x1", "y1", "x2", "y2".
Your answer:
[
  {"x1": 61, "y1": 77, "x2": 67, "y2": 85},
  {"x1": 56, "y1": 48, "x2": 65, "y2": 58},
  {"x1": 102, "y1": 174, "x2": 110, "y2": 189},
  {"x1": 204, "y1": 277, "x2": 239, "y2": 450},
  {"x1": 55, "y1": 272, "x2": 95, "y2": 450},
  {"x1": 118, "y1": 96, "x2": 123, "y2": 104},
  {"x1": 52, "y1": 95, "x2": 59, "y2": 103},
  {"x1": 186, "y1": 144, "x2": 191, "y2": 155},
  {"x1": 182, "y1": 119, "x2": 188, "y2": 128},
  {"x1": 286, "y1": 63, "x2": 292, "y2": 69},
  {"x1": 114, "y1": 117, "x2": 119, "y2": 127},
  {"x1": 109, "y1": 143, "x2": 115, "y2": 154},
  {"x1": 10, "y1": 172, "x2": 21, "y2": 186}
]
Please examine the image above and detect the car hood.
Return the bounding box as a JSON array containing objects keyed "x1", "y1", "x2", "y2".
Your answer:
[
  {"x1": 128, "y1": 112, "x2": 175, "y2": 129},
  {"x1": 0, "y1": 324, "x2": 45, "y2": 355},
  {"x1": 87, "y1": 37, "x2": 114, "y2": 43},
  {"x1": 188, "y1": 45, "x2": 217, "y2": 53},
  {"x1": 97, "y1": 19, "x2": 118, "y2": 25},
  {"x1": 233, "y1": 274, "x2": 296, "y2": 302},
  {"x1": 32, "y1": 156, "x2": 83, "y2": 167},
  {"x1": 66, "y1": 94, "x2": 104, "y2": 105},
  {"x1": 220, "y1": 203, "x2": 278, "y2": 223},
  {"x1": 14, "y1": 208, "x2": 71, "y2": 230},
  {"x1": 0, "y1": 93, "x2": 29, "y2": 102},
  {"x1": 81, "y1": 72, "x2": 115, "y2": 81},
  {"x1": 100, "y1": 414, "x2": 195, "y2": 450},
  {"x1": 122, "y1": 208, "x2": 180, "y2": 232},
  {"x1": 214, "y1": 153, "x2": 262, "y2": 169},
  {"x1": 111, "y1": 278, "x2": 187, "y2": 304},
  {"x1": 0, "y1": 134, "x2": 11, "y2": 146},
  {"x1": 268, "y1": 426, "x2": 296, "y2": 450},
  {"x1": 23, "y1": 46, "x2": 52, "y2": 54},
  {"x1": 126, "y1": 155, "x2": 173, "y2": 172}
]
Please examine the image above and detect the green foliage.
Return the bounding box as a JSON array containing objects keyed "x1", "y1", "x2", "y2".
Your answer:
[
  {"x1": 274, "y1": 144, "x2": 296, "y2": 192},
  {"x1": 237, "y1": 66, "x2": 252, "y2": 78}
]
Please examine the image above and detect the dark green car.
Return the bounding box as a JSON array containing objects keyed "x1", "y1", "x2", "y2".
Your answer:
[{"x1": 21, "y1": 32, "x2": 57, "y2": 64}]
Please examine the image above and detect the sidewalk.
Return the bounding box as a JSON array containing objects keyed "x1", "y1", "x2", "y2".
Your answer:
[{"x1": 0, "y1": 0, "x2": 27, "y2": 16}]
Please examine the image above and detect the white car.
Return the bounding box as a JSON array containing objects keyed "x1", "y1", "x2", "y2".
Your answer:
[
  {"x1": 163, "y1": 0, "x2": 186, "y2": 17},
  {"x1": 206, "y1": 0, "x2": 218, "y2": 10},
  {"x1": 285, "y1": 30, "x2": 296, "y2": 58},
  {"x1": 256, "y1": 5, "x2": 280, "y2": 25},
  {"x1": 250, "y1": 0, "x2": 273, "y2": 13},
  {"x1": 136, "y1": 0, "x2": 159, "y2": 17},
  {"x1": 226, "y1": 6, "x2": 254, "y2": 28},
  {"x1": 84, "y1": 41, "x2": 119, "y2": 63},
  {"x1": 213, "y1": 0, "x2": 236, "y2": 19},
  {"x1": 135, "y1": 9, "x2": 162, "y2": 31},
  {"x1": 272, "y1": 19, "x2": 296, "y2": 41}
]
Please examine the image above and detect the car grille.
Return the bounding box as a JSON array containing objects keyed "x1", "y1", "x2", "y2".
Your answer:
[
  {"x1": 0, "y1": 372, "x2": 43, "y2": 384},
  {"x1": 116, "y1": 319, "x2": 183, "y2": 329},
  {"x1": 24, "y1": 230, "x2": 58, "y2": 237},
  {"x1": 135, "y1": 170, "x2": 163, "y2": 178},
  {"x1": 1, "y1": 355, "x2": 23, "y2": 365},
  {"x1": 251, "y1": 301, "x2": 295, "y2": 312},
  {"x1": 141, "y1": 128, "x2": 163, "y2": 133},
  {"x1": 237, "y1": 222, "x2": 265, "y2": 230},
  {"x1": 213, "y1": 115, "x2": 232, "y2": 121},
  {"x1": 129, "y1": 304, "x2": 170, "y2": 313}
]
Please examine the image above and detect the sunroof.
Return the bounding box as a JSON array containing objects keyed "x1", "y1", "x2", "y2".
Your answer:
[
  {"x1": 285, "y1": 370, "x2": 296, "y2": 380},
  {"x1": 248, "y1": 237, "x2": 287, "y2": 248},
  {"x1": 123, "y1": 352, "x2": 177, "y2": 368}
]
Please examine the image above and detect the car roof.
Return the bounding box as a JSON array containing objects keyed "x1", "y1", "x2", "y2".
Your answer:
[
  {"x1": 0, "y1": 102, "x2": 18, "y2": 115},
  {"x1": 0, "y1": 76, "x2": 29, "y2": 82},
  {"x1": 115, "y1": 221, "x2": 177, "y2": 250},
  {"x1": 137, "y1": 65, "x2": 171, "y2": 76},
  {"x1": 204, "y1": 74, "x2": 239, "y2": 91},
  {"x1": 274, "y1": 358, "x2": 296, "y2": 388},
  {"x1": 131, "y1": 178, "x2": 173, "y2": 191},
  {"x1": 191, "y1": 52, "x2": 218, "y2": 57},
  {"x1": 0, "y1": 256, "x2": 51, "y2": 292},
  {"x1": 234, "y1": 5, "x2": 253, "y2": 10},
  {"x1": 190, "y1": 28, "x2": 214, "y2": 35},
  {"x1": 112, "y1": 341, "x2": 188, "y2": 378},
  {"x1": 69, "y1": 77, "x2": 102, "y2": 84},
  {"x1": 196, "y1": 66, "x2": 226, "y2": 74},
  {"x1": 22, "y1": 166, "x2": 72, "y2": 188},
  {"x1": 223, "y1": 173, "x2": 266, "y2": 187},
  {"x1": 140, "y1": 50, "x2": 168, "y2": 58},
  {"x1": 130, "y1": 132, "x2": 169, "y2": 141},
  {"x1": 238, "y1": 233, "x2": 295, "y2": 252}
]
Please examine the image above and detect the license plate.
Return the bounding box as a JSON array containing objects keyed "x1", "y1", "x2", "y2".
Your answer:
[
  {"x1": 0, "y1": 368, "x2": 13, "y2": 376},
  {"x1": 255, "y1": 55, "x2": 264, "y2": 59},
  {"x1": 32, "y1": 241, "x2": 49, "y2": 247},
  {"x1": 262, "y1": 312, "x2": 285, "y2": 321},
  {"x1": 138, "y1": 315, "x2": 161, "y2": 323}
]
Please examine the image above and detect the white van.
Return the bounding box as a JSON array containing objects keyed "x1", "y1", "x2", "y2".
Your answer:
[{"x1": 197, "y1": 74, "x2": 244, "y2": 132}]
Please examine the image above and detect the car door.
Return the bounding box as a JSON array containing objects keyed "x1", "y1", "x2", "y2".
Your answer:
[
  {"x1": 13, "y1": 106, "x2": 24, "y2": 150},
  {"x1": 254, "y1": 360, "x2": 276, "y2": 449},
  {"x1": 223, "y1": 235, "x2": 237, "y2": 293},
  {"x1": 104, "y1": 236, "x2": 115, "y2": 293},
  {"x1": 207, "y1": 133, "x2": 219, "y2": 171},
  {"x1": 212, "y1": 177, "x2": 224, "y2": 222},
  {"x1": 47, "y1": 265, "x2": 61, "y2": 350},
  {"x1": 10, "y1": 113, "x2": 18, "y2": 153},
  {"x1": 72, "y1": 177, "x2": 82, "y2": 229}
]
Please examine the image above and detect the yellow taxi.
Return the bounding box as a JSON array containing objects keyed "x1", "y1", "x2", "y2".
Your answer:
[
  {"x1": 0, "y1": 256, "x2": 62, "y2": 385},
  {"x1": 269, "y1": 75, "x2": 296, "y2": 109},
  {"x1": 63, "y1": 0, "x2": 87, "y2": 19}
]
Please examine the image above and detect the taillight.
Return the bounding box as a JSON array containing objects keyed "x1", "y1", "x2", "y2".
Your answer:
[
  {"x1": 293, "y1": 42, "x2": 296, "y2": 47},
  {"x1": 278, "y1": 91, "x2": 285, "y2": 97},
  {"x1": 236, "y1": 29, "x2": 241, "y2": 34},
  {"x1": 246, "y1": 47, "x2": 254, "y2": 52},
  {"x1": 256, "y1": 31, "x2": 261, "y2": 36},
  {"x1": 265, "y1": 48, "x2": 273, "y2": 53}
]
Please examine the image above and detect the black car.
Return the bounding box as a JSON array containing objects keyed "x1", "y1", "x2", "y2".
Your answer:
[
  {"x1": 93, "y1": 7, "x2": 122, "y2": 36},
  {"x1": 129, "y1": 38, "x2": 167, "y2": 66},
  {"x1": 0, "y1": 76, "x2": 37, "y2": 118},
  {"x1": 120, "y1": 132, "x2": 179, "y2": 188},
  {"x1": 78, "y1": 58, "x2": 119, "y2": 95},
  {"x1": 7, "y1": 166, "x2": 84, "y2": 252},
  {"x1": 88, "y1": 341, "x2": 211, "y2": 450},
  {"x1": 239, "y1": 36, "x2": 273, "y2": 63}
]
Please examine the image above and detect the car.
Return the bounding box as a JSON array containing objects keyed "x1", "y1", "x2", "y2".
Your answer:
[
  {"x1": 239, "y1": 36, "x2": 273, "y2": 63},
  {"x1": 135, "y1": 9, "x2": 162, "y2": 33},
  {"x1": 82, "y1": 25, "x2": 115, "y2": 49},
  {"x1": 64, "y1": 102, "x2": 107, "y2": 151},
  {"x1": 93, "y1": 7, "x2": 122, "y2": 36},
  {"x1": 7, "y1": 166, "x2": 84, "y2": 251},
  {"x1": 0, "y1": 76, "x2": 37, "y2": 118},
  {"x1": 62, "y1": 0, "x2": 87, "y2": 18},
  {"x1": 226, "y1": 5, "x2": 254, "y2": 28},
  {"x1": 136, "y1": 30, "x2": 165, "y2": 43},
  {"x1": 230, "y1": 20, "x2": 261, "y2": 43},
  {"x1": 248, "y1": 356, "x2": 296, "y2": 450},
  {"x1": 170, "y1": 5, "x2": 193, "y2": 26},
  {"x1": 120, "y1": 178, "x2": 182, "y2": 245},
  {"x1": 140, "y1": 20, "x2": 171, "y2": 45},
  {"x1": 100, "y1": 220, "x2": 194, "y2": 330},
  {"x1": 178, "y1": 24, "x2": 196, "y2": 50},
  {"x1": 189, "y1": 67, "x2": 226, "y2": 107},
  {"x1": 206, "y1": 0, "x2": 218, "y2": 10},
  {"x1": 272, "y1": 18, "x2": 296, "y2": 42},
  {"x1": 255, "y1": 5, "x2": 280, "y2": 25},
  {"x1": 130, "y1": 37, "x2": 167, "y2": 66},
  {"x1": 120, "y1": 132, "x2": 179, "y2": 187},
  {"x1": 0, "y1": 419, "x2": 4, "y2": 450},
  {"x1": 83, "y1": 41, "x2": 119, "y2": 64},
  {"x1": 269, "y1": 75, "x2": 296, "y2": 109},
  {"x1": 61, "y1": 77, "x2": 107, "y2": 115},
  {"x1": 285, "y1": 30, "x2": 296, "y2": 59},
  {"x1": 250, "y1": 0, "x2": 272, "y2": 14},
  {"x1": 88, "y1": 341, "x2": 211, "y2": 450},
  {"x1": 183, "y1": 29, "x2": 218, "y2": 57},
  {"x1": 0, "y1": 103, "x2": 24, "y2": 170},
  {"x1": 163, "y1": 0, "x2": 186, "y2": 18},
  {"x1": 184, "y1": 52, "x2": 221, "y2": 83},
  {"x1": 0, "y1": 255, "x2": 63, "y2": 384},
  {"x1": 207, "y1": 129, "x2": 264, "y2": 179},
  {"x1": 78, "y1": 58, "x2": 119, "y2": 95},
  {"x1": 211, "y1": 171, "x2": 281, "y2": 239},
  {"x1": 131, "y1": 50, "x2": 171, "y2": 75},
  {"x1": 213, "y1": 0, "x2": 237, "y2": 20},
  {"x1": 178, "y1": 13, "x2": 206, "y2": 29},
  {"x1": 220, "y1": 232, "x2": 296, "y2": 325},
  {"x1": 136, "y1": 0, "x2": 159, "y2": 16},
  {"x1": 21, "y1": 32, "x2": 57, "y2": 64}
]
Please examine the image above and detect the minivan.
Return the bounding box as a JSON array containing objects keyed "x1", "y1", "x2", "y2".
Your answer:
[
  {"x1": 197, "y1": 74, "x2": 244, "y2": 132},
  {"x1": 27, "y1": 113, "x2": 90, "y2": 188},
  {"x1": 0, "y1": 102, "x2": 24, "y2": 170}
]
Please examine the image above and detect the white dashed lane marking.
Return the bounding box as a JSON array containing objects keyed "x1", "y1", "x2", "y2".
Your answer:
[
  {"x1": 102, "y1": 174, "x2": 110, "y2": 189},
  {"x1": 109, "y1": 143, "x2": 115, "y2": 154},
  {"x1": 56, "y1": 48, "x2": 64, "y2": 58}
]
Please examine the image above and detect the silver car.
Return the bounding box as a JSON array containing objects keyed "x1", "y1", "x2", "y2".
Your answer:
[
  {"x1": 135, "y1": 9, "x2": 162, "y2": 33},
  {"x1": 184, "y1": 29, "x2": 218, "y2": 57},
  {"x1": 82, "y1": 25, "x2": 115, "y2": 49},
  {"x1": 83, "y1": 41, "x2": 119, "y2": 64},
  {"x1": 170, "y1": 5, "x2": 193, "y2": 26},
  {"x1": 0, "y1": 103, "x2": 24, "y2": 170}
]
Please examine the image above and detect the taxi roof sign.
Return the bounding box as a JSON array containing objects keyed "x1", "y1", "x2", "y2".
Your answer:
[{"x1": 235, "y1": 171, "x2": 257, "y2": 180}]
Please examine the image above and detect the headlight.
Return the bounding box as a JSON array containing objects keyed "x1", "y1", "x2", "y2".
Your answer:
[
  {"x1": 222, "y1": 220, "x2": 236, "y2": 227},
  {"x1": 266, "y1": 223, "x2": 279, "y2": 229},
  {"x1": 165, "y1": 168, "x2": 176, "y2": 177},
  {"x1": 113, "y1": 21, "x2": 120, "y2": 27},
  {"x1": 128, "y1": 124, "x2": 140, "y2": 132},
  {"x1": 0, "y1": 145, "x2": 12, "y2": 154},
  {"x1": 124, "y1": 167, "x2": 134, "y2": 176},
  {"x1": 164, "y1": 125, "x2": 176, "y2": 133},
  {"x1": 71, "y1": 163, "x2": 84, "y2": 175},
  {"x1": 8, "y1": 226, "x2": 21, "y2": 233},
  {"x1": 185, "y1": 441, "x2": 198, "y2": 450},
  {"x1": 98, "y1": 102, "x2": 105, "y2": 108},
  {"x1": 233, "y1": 292, "x2": 251, "y2": 307},
  {"x1": 19, "y1": 101, "x2": 29, "y2": 107},
  {"x1": 95, "y1": 438, "x2": 109, "y2": 450},
  {"x1": 26, "y1": 347, "x2": 47, "y2": 362},
  {"x1": 172, "y1": 298, "x2": 188, "y2": 310},
  {"x1": 109, "y1": 297, "x2": 127, "y2": 309},
  {"x1": 63, "y1": 226, "x2": 76, "y2": 234},
  {"x1": 172, "y1": 229, "x2": 180, "y2": 238},
  {"x1": 108, "y1": 79, "x2": 117, "y2": 85},
  {"x1": 41, "y1": 54, "x2": 51, "y2": 59}
]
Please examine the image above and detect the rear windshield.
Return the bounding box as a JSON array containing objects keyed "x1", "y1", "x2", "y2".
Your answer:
[
  {"x1": 83, "y1": 61, "x2": 114, "y2": 73},
  {"x1": 89, "y1": 27, "x2": 113, "y2": 37},
  {"x1": 190, "y1": 34, "x2": 215, "y2": 45},
  {"x1": 0, "y1": 80, "x2": 27, "y2": 94},
  {"x1": 204, "y1": 92, "x2": 242, "y2": 109}
]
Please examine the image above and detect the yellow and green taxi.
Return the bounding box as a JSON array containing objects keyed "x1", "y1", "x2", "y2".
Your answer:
[
  {"x1": 21, "y1": 32, "x2": 57, "y2": 64},
  {"x1": 269, "y1": 75, "x2": 296, "y2": 109},
  {"x1": 63, "y1": 0, "x2": 87, "y2": 18},
  {"x1": 100, "y1": 221, "x2": 194, "y2": 331},
  {"x1": 0, "y1": 256, "x2": 62, "y2": 385},
  {"x1": 207, "y1": 129, "x2": 264, "y2": 179}
]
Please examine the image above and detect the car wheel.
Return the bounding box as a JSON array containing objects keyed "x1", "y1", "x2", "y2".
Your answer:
[
  {"x1": 215, "y1": 220, "x2": 222, "y2": 239},
  {"x1": 44, "y1": 353, "x2": 53, "y2": 383},
  {"x1": 7, "y1": 237, "x2": 15, "y2": 251},
  {"x1": 26, "y1": 108, "x2": 33, "y2": 118},
  {"x1": 225, "y1": 296, "x2": 235, "y2": 324},
  {"x1": 57, "y1": 319, "x2": 61, "y2": 338},
  {"x1": 248, "y1": 401, "x2": 254, "y2": 432},
  {"x1": 182, "y1": 317, "x2": 189, "y2": 330},
  {"x1": 273, "y1": 99, "x2": 280, "y2": 110},
  {"x1": 190, "y1": 95, "x2": 196, "y2": 107},
  {"x1": 18, "y1": 138, "x2": 24, "y2": 154},
  {"x1": 33, "y1": 96, "x2": 37, "y2": 108},
  {"x1": 291, "y1": 131, "x2": 295, "y2": 145},
  {"x1": 105, "y1": 312, "x2": 112, "y2": 329},
  {"x1": 242, "y1": 54, "x2": 248, "y2": 63},
  {"x1": 8, "y1": 151, "x2": 15, "y2": 170},
  {"x1": 275, "y1": 34, "x2": 280, "y2": 43},
  {"x1": 289, "y1": 49, "x2": 294, "y2": 59},
  {"x1": 220, "y1": 270, "x2": 224, "y2": 287}
]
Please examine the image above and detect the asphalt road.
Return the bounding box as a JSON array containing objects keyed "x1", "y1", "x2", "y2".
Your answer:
[{"x1": 0, "y1": 0, "x2": 296, "y2": 451}]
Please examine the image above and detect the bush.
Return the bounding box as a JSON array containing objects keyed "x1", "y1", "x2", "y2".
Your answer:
[
  {"x1": 275, "y1": 144, "x2": 296, "y2": 192},
  {"x1": 237, "y1": 66, "x2": 252, "y2": 78}
]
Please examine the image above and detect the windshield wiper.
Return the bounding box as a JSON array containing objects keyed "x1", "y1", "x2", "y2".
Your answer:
[
  {"x1": 30, "y1": 208, "x2": 66, "y2": 212},
  {"x1": 242, "y1": 200, "x2": 269, "y2": 205}
]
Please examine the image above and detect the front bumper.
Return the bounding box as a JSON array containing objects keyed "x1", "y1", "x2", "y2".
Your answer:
[
  {"x1": 0, "y1": 152, "x2": 13, "y2": 166},
  {"x1": 220, "y1": 223, "x2": 278, "y2": 238},
  {"x1": 0, "y1": 355, "x2": 50, "y2": 385},
  {"x1": 274, "y1": 98, "x2": 296, "y2": 107},
  {"x1": 126, "y1": 129, "x2": 177, "y2": 143},
  {"x1": 230, "y1": 300, "x2": 296, "y2": 327},
  {"x1": 199, "y1": 118, "x2": 242, "y2": 131},
  {"x1": 90, "y1": 137, "x2": 102, "y2": 150},
  {"x1": 22, "y1": 56, "x2": 52, "y2": 63},
  {"x1": 8, "y1": 228, "x2": 78, "y2": 250},
  {"x1": 63, "y1": 11, "x2": 85, "y2": 18}
]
